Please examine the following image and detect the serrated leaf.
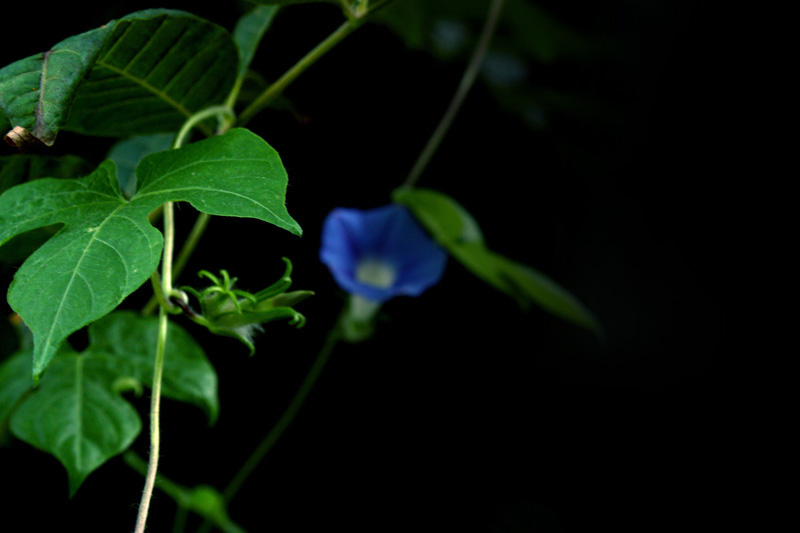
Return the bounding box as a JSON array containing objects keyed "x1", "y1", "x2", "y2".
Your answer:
[
  {"x1": 87, "y1": 311, "x2": 218, "y2": 423},
  {"x1": 395, "y1": 187, "x2": 601, "y2": 335},
  {"x1": 107, "y1": 133, "x2": 174, "y2": 199},
  {"x1": 0, "y1": 9, "x2": 238, "y2": 146},
  {"x1": 0, "y1": 351, "x2": 32, "y2": 426},
  {"x1": 10, "y1": 350, "x2": 142, "y2": 496},
  {"x1": 234, "y1": 5, "x2": 280, "y2": 80},
  {"x1": 0, "y1": 128, "x2": 301, "y2": 381}
]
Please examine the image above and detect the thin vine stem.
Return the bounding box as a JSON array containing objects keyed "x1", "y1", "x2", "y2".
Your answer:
[
  {"x1": 225, "y1": 325, "x2": 341, "y2": 500},
  {"x1": 237, "y1": 20, "x2": 360, "y2": 126},
  {"x1": 134, "y1": 304, "x2": 169, "y2": 533},
  {"x1": 134, "y1": 120, "x2": 200, "y2": 532},
  {"x1": 196, "y1": 322, "x2": 343, "y2": 533},
  {"x1": 403, "y1": 0, "x2": 506, "y2": 188}
]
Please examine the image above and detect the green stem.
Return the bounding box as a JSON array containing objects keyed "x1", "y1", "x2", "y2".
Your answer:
[
  {"x1": 237, "y1": 20, "x2": 360, "y2": 126},
  {"x1": 403, "y1": 0, "x2": 506, "y2": 188},
  {"x1": 172, "y1": 212, "x2": 211, "y2": 286},
  {"x1": 125, "y1": 451, "x2": 189, "y2": 507},
  {"x1": 134, "y1": 304, "x2": 169, "y2": 533},
  {"x1": 196, "y1": 323, "x2": 342, "y2": 533},
  {"x1": 226, "y1": 324, "x2": 341, "y2": 499},
  {"x1": 173, "y1": 105, "x2": 235, "y2": 149}
]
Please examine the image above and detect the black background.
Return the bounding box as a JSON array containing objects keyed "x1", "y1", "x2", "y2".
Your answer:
[{"x1": 0, "y1": 1, "x2": 735, "y2": 531}]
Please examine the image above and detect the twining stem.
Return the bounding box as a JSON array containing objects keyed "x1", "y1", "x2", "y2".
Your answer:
[
  {"x1": 134, "y1": 304, "x2": 169, "y2": 533},
  {"x1": 403, "y1": 0, "x2": 506, "y2": 188},
  {"x1": 237, "y1": 21, "x2": 360, "y2": 126},
  {"x1": 225, "y1": 325, "x2": 341, "y2": 501},
  {"x1": 174, "y1": 105, "x2": 235, "y2": 148},
  {"x1": 134, "y1": 117, "x2": 199, "y2": 532},
  {"x1": 196, "y1": 323, "x2": 342, "y2": 533}
]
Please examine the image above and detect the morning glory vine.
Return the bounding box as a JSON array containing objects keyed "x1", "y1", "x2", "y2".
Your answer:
[{"x1": 0, "y1": 1, "x2": 602, "y2": 531}]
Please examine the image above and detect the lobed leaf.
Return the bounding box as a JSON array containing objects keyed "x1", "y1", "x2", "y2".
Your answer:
[
  {"x1": 0, "y1": 128, "x2": 301, "y2": 381},
  {"x1": 0, "y1": 9, "x2": 238, "y2": 146},
  {"x1": 394, "y1": 187, "x2": 602, "y2": 335},
  {"x1": 9, "y1": 350, "x2": 142, "y2": 496}
]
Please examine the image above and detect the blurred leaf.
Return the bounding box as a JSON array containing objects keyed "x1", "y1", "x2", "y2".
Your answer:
[
  {"x1": 373, "y1": 0, "x2": 615, "y2": 130},
  {"x1": 10, "y1": 349, "x2": 142, "y2": 496},
  {"x1": 375, "y1": 0, "x2": 598, "y2": 63},
  {"x1": 248, "y1": 0, "x2": 340, "y2": 5},
  {"x1": 234, "y1": 5, "x2": 280, "y2": 79},
  {"x1": 395, "y1": 187, "x2": 602, "y2": 335},
  {"x1": 0, "y1": 154, "x2": 93, "y2": 195},
  {"x1": 106, "y1": 133, "x2": 173, "y2": 199},
  {"x1": 87, "y1": 311, "x2": 218, "y2": 423}
]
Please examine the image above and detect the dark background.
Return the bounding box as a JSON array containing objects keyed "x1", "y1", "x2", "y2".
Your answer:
[{"x1": 0, "y1": 1, "x2": 734, "y2": 531}]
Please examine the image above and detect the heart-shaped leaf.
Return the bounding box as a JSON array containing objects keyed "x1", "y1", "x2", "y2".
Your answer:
[
  {"x1": 0, "y1": 128, "x2": 301, "y2": 381},
  {"x1": 9, "y1": 350, "x2": 142, "y2": 496}
]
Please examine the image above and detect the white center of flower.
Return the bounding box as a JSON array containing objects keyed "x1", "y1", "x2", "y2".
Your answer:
[{"x1": 355, "y1": 258, "x2": 397, "y2": 288}]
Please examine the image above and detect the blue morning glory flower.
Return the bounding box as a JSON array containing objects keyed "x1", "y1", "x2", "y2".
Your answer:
[{"x1": 320, "y1": 204, "x2": 447, "y2": 305}]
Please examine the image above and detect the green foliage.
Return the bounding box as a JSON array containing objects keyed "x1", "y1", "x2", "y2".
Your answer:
[
  {"x1": 234, "y1": 5, "x2": 280, "y2": 80},
  {"x1": 0, "y1": 154, "x2": 94, "y2": 264},
  {"x1": 0, "y1": 128, "x2": 300, "y2": 381},
  {"x1": 394, "y1": 187, "x2": 602, "y2": 335},
  {"x1": 0, "y1": 9, "x2": 238, "y2": 146},
  {"x1": 0, "y1": 154, "x2": 93, "y2": 196},
  {"x1": 87, "y1": 311, "x2": 219, "y2": 423},
  {"x1": 9, "y1": 348, "x2": 142, "y2": 496},
  {"x1": 0, "y1": 351, "x2": 31, "y2": 426},
  {"x1": 106, "y1": 134, "x2": 174, "y2": 199},
  {"x1": 4, "y1": 311, "x2": 216, "y2": 495}
]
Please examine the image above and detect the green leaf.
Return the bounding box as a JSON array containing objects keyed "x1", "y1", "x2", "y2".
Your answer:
[
  {"x1": 0, "y1": 154, "x2": 93, "y2": 195},
  {"x1": 87, "y1": 311, "x2": 218, "y2": 423},
  {"x1": 392, "y1": 186, "x2": 484, "y2": 246},
  {"x1": 0, "y1": 128, "x2": 301, "y2": 381},
  {"x1": 0, "y1": 9, "x2": 238, "y2": 146},
  {"x1": 394, "y1": 187, "x2": 601, "y2": 335},
  {"x1": 0, "y1": 154, "x2": 94, "y2": 264},
  {"x1": 234, "y1": 5, "x2": 280, "y2": 80},
  {"x1": 0, "y1": 351, "x2": 32, "y2": 426},
  {"x1": 9, "y1": 350, "x2": 142, "y2": 496},
  {"x1": 0, "y1": 23, "x2": 116, "y2": 146},
  {"x1": 107, "y1": 133, "x2": 174, "y2": 199}
]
